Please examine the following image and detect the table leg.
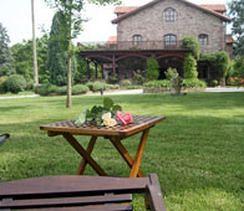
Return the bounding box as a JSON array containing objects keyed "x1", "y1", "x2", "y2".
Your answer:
[
  {"x1": 77, "y1": 136, "x2": 97, "y2": 175},
  {"x1": 129, "y1": 129, "x2": 150, "y2": 178},
  {"x1": 63, "y1": 133, "x2": 107, "y2": 176},
  {"x1": 110, "y1": 137, "x2": 143, "y2": 177}
]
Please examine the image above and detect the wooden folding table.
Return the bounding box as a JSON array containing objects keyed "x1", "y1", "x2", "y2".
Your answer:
[{"x1": 40, "y1": 115, "x2": 165, "y2": 177}]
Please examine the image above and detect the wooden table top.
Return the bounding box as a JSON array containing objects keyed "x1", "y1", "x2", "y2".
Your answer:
[{"x1": 40, "y1": 115, "x2": 165, "y2": 137}]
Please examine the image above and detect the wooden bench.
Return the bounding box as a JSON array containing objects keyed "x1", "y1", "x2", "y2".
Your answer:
[{"x1": 0, "y1": 174, "x2": 166, "y2": 211}]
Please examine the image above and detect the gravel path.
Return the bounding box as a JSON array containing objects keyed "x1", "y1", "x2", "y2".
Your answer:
[{"x1": 0, "y1": 87, "x2": 243, "y2": 100}]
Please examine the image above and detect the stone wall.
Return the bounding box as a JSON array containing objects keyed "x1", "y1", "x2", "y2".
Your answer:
[{"x1": 116, "y1": 0, "x2": 226, "y2": 53}]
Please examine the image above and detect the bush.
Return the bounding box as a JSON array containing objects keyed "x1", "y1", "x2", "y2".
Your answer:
[
  {"x1": 183, "y1": 54, "x2": 198, "y2": 79},
  {"x1": 132, "y1": 73, "x2": 144, "y2": 85},
  {"x1": 107, "y1": 73, "x2": 119, "y2": 84},
  {"x1": 87, "y1": 81, "x2": 106, "y2": 92},
  {"x1": 37, "y1": 84, "x2": 59, "y2": 96},
  {"x1": 120, "y1": 79, "x2": 132, "y2": 86},
  {"x1": 72, "y1": 84, "x2": 89, "y2": 95},
  {"x1": 182, "y1": 78, "x2": 207, "y2": 88},
  {"x1": 182, "y1": 36, "x2": 200, "y2": 60},
  {"x1": 56, "y1": 86, "x2": 67, "y2": 95},
  {"x1": 0, "y1": 76, "x2": 8, "y2": 93},
  {"x1": 165, "y1": 67, "x2": 179, "y2": 80},
  {"x1": 4, "y1": 74, "x2": 27, "y2": 93},
  {"x1": 144, "y1": 80, "x2": 171, "y2": 88},
  {"x1": 146, "y1": 57, "x2": 159, "y2": 81},
  {"x1": 210, "y1": 80, "x2": 219, "y2": 87},
  {"x1": 105, "y1": 84, "x2": 120, "y2": 90}
]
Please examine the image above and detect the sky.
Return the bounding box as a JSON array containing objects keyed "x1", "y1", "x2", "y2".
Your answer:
[{"x1": 0, "y1": 0, "x2": 230, "y2": 46}]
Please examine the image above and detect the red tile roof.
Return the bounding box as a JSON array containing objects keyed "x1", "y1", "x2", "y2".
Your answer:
[
  {"x1": 107, "y1": 36, "x2": 117, "y2": 44},
  {"x1": 200, "y1": 4, "x2": 226, "y2": 13},
  {"x1": 226, "y1": 35, "x2": 234, "y2": 44},
  {"x1": 112, "y1": 0, "x2": 231, "y2": 24},
  {"x1": 114, "y1": 6, "x2": 137, "y2": 15}
]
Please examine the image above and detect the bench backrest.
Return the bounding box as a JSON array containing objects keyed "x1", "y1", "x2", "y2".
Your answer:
[{"x1": 0, "y1": 174, "x2": 166, "y2": 210}]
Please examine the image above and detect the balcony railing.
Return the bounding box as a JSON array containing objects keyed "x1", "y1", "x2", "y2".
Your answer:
[{"x1": 79, "y1": 41, "x2": 185, "y2": 51}]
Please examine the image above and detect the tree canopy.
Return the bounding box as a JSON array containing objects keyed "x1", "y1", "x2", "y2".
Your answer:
[
  {"x1": 0, "y1": 23, "x2": 13, "y2": 76},
  {"x1": 229, "y1": 0, "x2": 244, "y2": 56}
]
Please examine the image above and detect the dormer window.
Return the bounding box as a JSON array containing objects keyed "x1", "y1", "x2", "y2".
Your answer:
[
  {"x1": 132, "y1": 34, "x2": 143, "y2": 45},
  {"x1": 164, "y1": 7, "x2": 177, "y2": 22},
  {"x1": 198, "y1": 34, "x2": 209, "y2": 45}
]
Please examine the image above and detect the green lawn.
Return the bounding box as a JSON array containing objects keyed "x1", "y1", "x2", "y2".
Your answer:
[{"x1": 0, "y1": 93, "x2": 243, "y2": 210}]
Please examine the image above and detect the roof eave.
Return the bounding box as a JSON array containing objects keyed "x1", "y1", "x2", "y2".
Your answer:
[{"x1": 111, "y1": 0, "x2": 231, "y2": 24}]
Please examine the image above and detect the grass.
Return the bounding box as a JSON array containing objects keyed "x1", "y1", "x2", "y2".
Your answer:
[{"x1": 0, "y1": 92, "x2": 243, "y2": 210}]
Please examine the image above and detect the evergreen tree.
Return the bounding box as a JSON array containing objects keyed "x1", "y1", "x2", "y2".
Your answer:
[
  {"x1": 47, "y1": 11, "x2": 69, "y2": 86},
  {"x1": 0, "y1": 23, "x2": 14, "y2": 76},
  {"x1": 183, "y1": 54, "x2": 198, "y2": 79},
  {"x1": 45, "y1": 0, "x2": 120, "y2": 108},
  {"x1": 146, "y1": 57, "x2": 159, "y2": 81},
  {"x1": 229, "y1": 0, "x2": 244, "y2": 56}
]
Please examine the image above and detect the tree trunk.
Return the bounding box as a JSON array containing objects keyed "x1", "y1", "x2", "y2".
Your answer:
[
  {"x1": 31, "y1": 0, "x2": 39, "y2": 87},
  {"x1": 66, "y1": 41, "x2": 72, "y2": 108}
]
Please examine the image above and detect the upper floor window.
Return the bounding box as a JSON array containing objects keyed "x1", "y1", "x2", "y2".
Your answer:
[
  {"x1": 132, "y1": 34, "x2": 143, "y2": 45},
  {"x1": 164, "y1": 7, "x2": 177, "y2": 22},
  {"x1": 198, "y1": 34, "x2": 209, "y2": 45},
  {"x1": 164, "y1": 34, "x2": 177, "y2": 47}
]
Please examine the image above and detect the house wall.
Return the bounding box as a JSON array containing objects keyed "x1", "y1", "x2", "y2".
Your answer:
[{"x1": 117, "y1": 0, "x2": 226, "y2": 53}]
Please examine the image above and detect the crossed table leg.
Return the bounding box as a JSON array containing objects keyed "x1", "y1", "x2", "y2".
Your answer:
[{"x1": 62, "y1": 128, "x2": 150, "y2": 178}]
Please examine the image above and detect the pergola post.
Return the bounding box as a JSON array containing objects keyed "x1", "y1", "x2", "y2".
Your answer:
[
  {"x1": 101, "y1": 64, "x2": 105, "y2": 80},
  {"x1": 112, "y1": 54, "x2": 116, "y2": 74},
  {"x1": 95, "y1": 62, "x2": 98, "y2": 79},
  {"x1": 86, "y1": 60, "x2": 90, "y2": 80}
]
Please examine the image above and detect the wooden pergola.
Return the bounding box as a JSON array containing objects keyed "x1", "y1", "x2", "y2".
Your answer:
[{"x1": 79, "y1": 42, "x2": 189, "y2": 80}]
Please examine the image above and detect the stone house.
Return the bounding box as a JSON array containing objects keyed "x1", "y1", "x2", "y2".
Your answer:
[{"x1": 80, "y1": 0, "x2": 232, "y2": 81}]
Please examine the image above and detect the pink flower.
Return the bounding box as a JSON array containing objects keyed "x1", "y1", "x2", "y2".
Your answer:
[{"x1": 116, "y1": 112, "x2": 133, "y2": 125}]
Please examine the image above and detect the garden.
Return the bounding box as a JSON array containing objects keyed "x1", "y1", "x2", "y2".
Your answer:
[{"x1": 0, "y1": 92, "x2": 243, "y2": 210}]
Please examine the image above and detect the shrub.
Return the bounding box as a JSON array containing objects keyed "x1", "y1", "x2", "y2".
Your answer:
[
  {"x1": 146, "y1": 57, "x2": 159, "y2": 81},
  {"x1": 182, "y1": 78, "x2": 207, "y2": 88},
  {"x1": 132, "y1": 72, "x2": 144, "y2": 85},
  {"x1": 183, "y1": 54, "x2": 198, "y2": 79},
  {"x1": 105, "y1": 84, "x2": 120, "y2": 90},
  {"x1": 229, "y1": 56, "x2": 244, "y2": 78},
  {"x1": 0, "y1": 76, "x2": 8, "y2": 93},
  {"x1": 72, "y1": 84, "x2": 89, "y2": 95},
  {"x1": 165, "y1": 67, "x2": 179, "y2": 80},
  {"x1": 4, "y1": 74, "x2": 27, "y2": 93},
  {"x1": 120, "y1": 79, "x2": 132, "y2": 86},
  {"x1": 107, "y1": 73, "x2": 119, "y2": 84},
  {"x1": 182, "y1": 36, "x2": 200, "y2": 60},
  {"x1": 89, "y1": 81, "x2": 106, "y2": 92},
  {"x1": 144, "y1": 80, "x2": 171, "y2": 88},
  {"x1": 37, "y1": 84, "x2": 58, "y2": 96},
  {"x1": 56, "y1": 86, "x2": 67, "y2": 95},
  {"x1": 210, "y1": 80, "x2": 219, "y2": 87}
]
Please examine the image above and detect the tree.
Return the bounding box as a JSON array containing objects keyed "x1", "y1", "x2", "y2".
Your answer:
[
  {"x1": 146, "y1": 57, "x2": 159, "y2": 81},
  {"x1": 45, "y1": 0, "x2": 121, "y2": 108},
  {"x1": 183, "y1": 54, "x2": 198, "y2": 79},
  {"x1": 47, "y1": 11, "x2": 69, "y2": 86},
  {"x1": 0, "y1": 23, "x2": 14, "y2": 77},
  {"x1": 31, "y1": 0, "x2": 39, "y2": 87},
  {"x1": 11, "y1": 35, "x2": 49, "y2": 84},
  {"x1": 229, "y1": 0, "x2": 244, "y2": 56}
]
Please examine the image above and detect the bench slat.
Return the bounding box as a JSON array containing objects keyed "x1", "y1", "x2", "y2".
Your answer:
[{"x1": 0, "y1": 194, "x2": 132, "y2": 209}]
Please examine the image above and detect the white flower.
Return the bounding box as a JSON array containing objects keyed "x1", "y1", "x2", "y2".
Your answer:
[{"x1": 102, "y1": 112, "x2": 112, "y2": 120}]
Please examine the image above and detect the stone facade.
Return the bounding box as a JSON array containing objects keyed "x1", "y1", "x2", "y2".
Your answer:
[{"x1": 116, "y1": 0, "x2": 227, "y2": 53}]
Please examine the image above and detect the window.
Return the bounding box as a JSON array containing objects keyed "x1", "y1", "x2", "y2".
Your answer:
[
  {"x1": 198, "y1": 34, "x2": 208, "y2": 45},
  {"x1": 164, "y1": 7, "x2": 177, "y2": 22},
  {"x1": 164, "y1": 34, "x2": 177, "y2": 47},
  {"x1": 132, "y1": 34, "x2": 143, "y2": 45}
]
